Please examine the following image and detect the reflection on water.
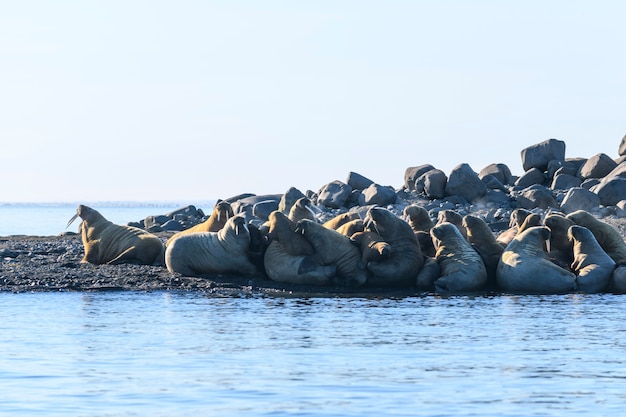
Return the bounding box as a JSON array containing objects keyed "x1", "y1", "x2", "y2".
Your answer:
[{"x1": 0, "y1": 292, "x2": 625, "y2": 416}]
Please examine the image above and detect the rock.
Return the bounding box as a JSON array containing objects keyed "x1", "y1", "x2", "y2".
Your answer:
[
  {"x1": 346, "y1": 171, "x2": 374, "y2": 191},
  {"x1": 166, "y1": 205, "x2": 199, "y2": 219},
  {"x1": 475, "y1": 189, "x2": 511, "y2": 207},
  {"x1": 231, "y1": 194, "x2": 282, "y2": 216},
  {"x1": 591, "y1": 177, "x2": 626, "y2": 206},
  {"x1": 144, "y1": 215, "x2": 170, "y2": 229},
  {"x1": 444, "y1": 163, "x2": 487, "y2": 203},
  {"x1": 478, "y1": 163, "x2": 514, "y2": 185},
  {"x1": 520, "y1": 138, "x2": 566, "y2": 172},
  {"x1": 481, "y1": 174, "x2": 507, "y2": 192},
  {"x1": 278, "y1": 187, "x2": 306, "y2": 213},
  {"x1": 404, "y1": 164, "x2": 436, "y2": 191},
  {"x1": 515, "y1": 167, "x2": 546, "y2": 188},
  {"x1": 252, "y1": 200, "x2": 280, "y2": 220},
  {"x1": 551, "y1": 173, "x2": 582, "y2": 190},
  {"x1": 515, "y1": 185, "x2": 558, "y2": 210},
  {"x1": 417, "y1": 169, "x2": 447, "y2": 199},
  {"x1": 604, "y1": 161, "x2": 626, "y2": 180},
  {"x1": 560, "y1": 187, "x2": 601, "y2": 214},
  {"x1": 616, "y1": 200, "x2": 626, "y2": 218},
  {"x1": 160, "y1": 220, "x2": 185, "y2": 231},
  {"x1": 317, "y1": 180, "x2": 353, "y2": 209},
  {"x1": 581, "y1": 178, "x2": 601, "y2": 190},
  {"x1": 578, "y1": 153, "x2": 618, "y2": 180},
  {"x1": 358, "y1": 183, "x2": 397, "y2": 206},
  {"x1": 619, "y1": 134, "x2": 626, "y2": 156}
]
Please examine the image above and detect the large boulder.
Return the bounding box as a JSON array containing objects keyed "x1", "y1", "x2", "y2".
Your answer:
[
  {"x1": 346, "y1": 171, "x2": 374, "y2": 191},
  {"x1": 317, "y1": 180, "x2": 353, "y2": 209},
  {"x1": 278, "y1": 187, "x2": 307, "y2": 213},
  {"x1": 478, "y1": 163, "x2": 514, "y2": 185},
  {"x1": 520, "y1": 139, "x2": 566, "y2": 172},
  {"x1": 590, "y1": 177, "x2": 626, "y2": 206},
  {"x1": 358, "y1": 183, "x2": 397, "y2": 206},
  {"x1": 444, "y1": 163, "x2": 487, "y2": 203},
  {"x1": 515, "y1": 168, "x2": 546, "y2": 188},
  {"x1": 619, "y1": 134, "x2": 626, "y2": 156},
  {"x1": 551, "y1": 173, "x2": 582, "y2": 190},
  {"x1": 560, "y1": 187, "x2": 601, "y2": 213},
  {"x1": 404, "y1": 164, "x2": 436, "y2": 191},
  {"x1": 578, "y1": 153, "x2": 618, "y2": 180},
  {"x1": 416, "y1": 169, "x2": 447, "y2": 199},
  {"x1": 515, "y1": 185, "x2": 558, "y2": 210}
]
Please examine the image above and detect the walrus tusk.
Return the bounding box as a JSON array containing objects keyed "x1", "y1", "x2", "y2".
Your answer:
[{"x1": 66, "y1": 212, "x2": 80, "y2": 228}]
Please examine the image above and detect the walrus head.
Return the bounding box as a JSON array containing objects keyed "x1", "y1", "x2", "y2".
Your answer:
[
  {"x1": 214, "y1": 200, "x2": 233, "y2": 223},
  {"x1": 66, "y1": 204, "x2": 102, "y2": 228},
  {"x1": 568, "y1": 224, "x2": 593, "y2": 243},
  {"x1": 403, "y1": 205, "x2": 433, "y2": 232},
  {"x1": 363, "y1": 207, "x2": 397, "y2": 236}
]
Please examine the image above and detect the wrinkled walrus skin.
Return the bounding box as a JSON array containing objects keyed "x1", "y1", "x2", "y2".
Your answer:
[
  {"x1": 497, "y1": 226, "x2": 577, "y2": 294},
  {"x1": 165, "y1": 215, "x2": 256, "y2": 277},
  {"x1": 69, "y1": 205, "x2": 165, "y2": 266}
]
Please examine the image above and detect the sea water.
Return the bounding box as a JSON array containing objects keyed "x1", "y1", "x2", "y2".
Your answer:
[
  {"x1": 0, "y1": 292, "x2": 625, "y2": 416},
  {"x1": 1, "y1": 205, "x2": 625, "y2": 416}
]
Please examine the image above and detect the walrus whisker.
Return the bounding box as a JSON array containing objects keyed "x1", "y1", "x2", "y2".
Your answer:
[{"x1": 66, "y1": 212, "x2": 80, "y2": 228}]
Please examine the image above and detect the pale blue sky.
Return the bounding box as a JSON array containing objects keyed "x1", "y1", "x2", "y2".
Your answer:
[{"x1": 1, "y1": 1, "x2": 624, "y2": 202}]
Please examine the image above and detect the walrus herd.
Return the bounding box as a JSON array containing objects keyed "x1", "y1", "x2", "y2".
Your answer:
[{"x1": 65, "y1": 137, "x2": 626, "y2": 295}]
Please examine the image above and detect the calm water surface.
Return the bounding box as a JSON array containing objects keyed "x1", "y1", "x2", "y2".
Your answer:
[{"x1": 0, "y1": 291, "x2": 624, "y2": 416}]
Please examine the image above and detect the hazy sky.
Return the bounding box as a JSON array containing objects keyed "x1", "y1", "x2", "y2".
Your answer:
[{"x1": 1, "y1": 1, "x2": 624, "y2": 203}]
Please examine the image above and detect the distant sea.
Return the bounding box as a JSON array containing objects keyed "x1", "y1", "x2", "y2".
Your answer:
[{"x1": 0, "y1": 201, "x2": 216, "y2": 236}]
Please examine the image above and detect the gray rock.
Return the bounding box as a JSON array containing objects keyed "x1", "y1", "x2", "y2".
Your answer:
[
  {"x1": 346, "y1": 171, "x2": 375, "y2": 191},
  {"x1": 144, "y1": 215, "x2": 170, "y2": 229},
  {"x1": 278, "y1": 187, "x2": 306, "y2": 213},
  {"x1": 520, "y1": 138, "x2": 566, "y2": 172},
  {"x1": 404, "y1": 164, "x2": 436, "y2": 191},
  {"x1": 590, "y1": 177, "x2": 626, "y2": 206},
  {"x1": 551, "y1": 173, "x2": 582, "y2": 190},
  {"x1": 515, "y1": 167, "x2": 546, "y2": 188},
  {"x1": 252, "y1": 200, "x2": 280, "y2": 220},
  {"x1": 616, "y1": 200, "x2": 626, "y2": 218},
  {"x1": 581, "y1": 178, "x2": 601, "y2": 190},
  {"x1": 444, "y1": 163, "x2": 487, "y2": 203},
  {"x1": 160, "y1": 220, "x2": 185, "y2": 231},
  {"x1": 478, "y1": 163, "x2": 514, "y2": 185},
  {"x1": 231, "y1": 194, "x2": 282, "y2": 216},
  {"x1": 481, "y1": 174, "x2": 507, "y2": 192},
  {"x1": 603, "y1": 161, "x2": 626, "y2": 180},
  {"x1": 515, "y1": 185, "x2": 558, "y2": 210},
  {"x1": 166, "y1": 205, "x2": 199, "y2": 219},
  {"x1": 358, "y1": 183, "x2": 397, "y2": 206},
  {"x1": 578, "y1": 153, "x2": 618, "y2": 180},
  {"x1": 619, "y1": 134, "x2": 626, "y2": 156},
  {"x1": 474, "y1": 189, "x2": 511, "y2": 207},
  {"x1": 417, "y1": 169, "x2": 447, "y2": 199},
  {"x1": 317, "y1": 180, "x2": 353, "y2": 209},
  {"x1": 560, "y1": 187, "x2": 601, "y2": 214}
]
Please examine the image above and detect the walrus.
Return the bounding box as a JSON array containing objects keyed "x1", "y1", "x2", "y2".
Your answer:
[
  {"x1": 362, "y1": 207, "x2": 424, "y2": 287},
  {"x1": 566, "y1": 210, "x2": 626, "y2": 265},
  {"x1": 544, "y1": 212, "x2": 575, "y2": 268},
  {"x1": 67, "y1": 204, "x2": 165, "y2": 266},
  {"x1": 287, "y1": 197, "x2": 318, "y2": 224},
  {"x1": 165, "y1": 214, "x2": 257, "y2": 277},
  {"x1": 437, "y1": 210, "x2": 467, "y2": 239},
  {"x1": 266, "y1": 211, "x2": 314, "y2": 256},
  {"x1": 403, "y1": 205, "x2": 435, "y2": 257},
  {"x1": 496, "y1": 226, "x2": 577, "y2": 294},
  {"x1": 166, "y1": 200, "x2": 233, "y2": 246},
  {"x1": 263, "y1": 240, "x2": 337, "y2": 285},
  {"x1": 430, "y1": 222, "x2": 487, "y2": 292},
  {"x1": 322, "y1": 212, "x2": 361, "y2": 230},
  {"x1": 335, "y1": 219, "x2": 365, "y2": 237},
  {"x1": 350, "y1": 231, "x2": 392, "y2": 267},
  {"x1": 568, "y1": 225, "x2": 615, "y2": 293},
  {"x1": 462, "y1": 214, "x2": 503, "y2": 289},
  {"x1": 403, "y1": 205, "x2": 434, "y2": 232},
  {"x1": 295, "y1": 219, "x2": 368, "y2": 287},
  {"x1": 496, "y1": 208, "x2": 533, "y2": 247}
]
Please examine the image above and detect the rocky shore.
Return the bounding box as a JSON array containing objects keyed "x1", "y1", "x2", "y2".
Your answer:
[{"x1": 3, "y1": 137, "x2": 626, "y2": 295}]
